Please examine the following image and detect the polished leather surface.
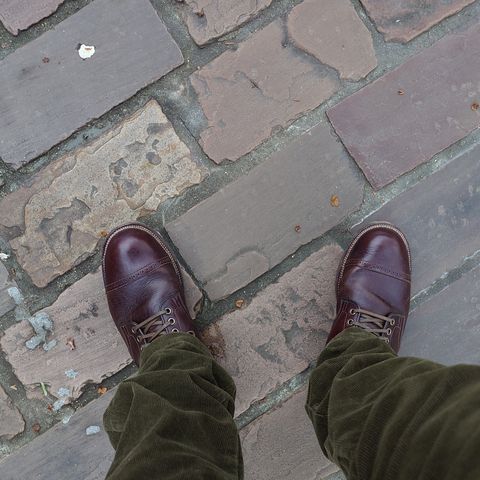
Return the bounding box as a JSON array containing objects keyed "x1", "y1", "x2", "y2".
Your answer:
[
  {"x1": 102, "y1": 223, "x2": 195, "y2": 365},
  {"x1": 327, "y1": 224, "x2": 411, "y2": 352}
]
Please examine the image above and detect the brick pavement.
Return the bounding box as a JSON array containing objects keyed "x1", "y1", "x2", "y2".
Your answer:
[{"x1": 0, "y1": 0, "x2": 480, "y2": 479}]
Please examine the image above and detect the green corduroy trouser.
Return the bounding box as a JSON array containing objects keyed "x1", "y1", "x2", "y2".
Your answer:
[{"x1": 104, "y1": 329, "x2": 480, "y2": 480}]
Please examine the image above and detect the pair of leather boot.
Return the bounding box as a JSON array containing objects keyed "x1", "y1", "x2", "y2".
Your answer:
[{"x1": 102, "y1": 223, "x2": 411, "y2": 365}]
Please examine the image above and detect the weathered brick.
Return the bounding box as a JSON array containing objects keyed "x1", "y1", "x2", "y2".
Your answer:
[
  {"x1": 191, "y1": 20, "x2": 339, "y2": 163},
  {"x1": 360, "y1": 0, "x2": 475, "y2": 43},
  {"x1": 401, "y1": 263, "x2": 480, "y2": 365},
  {"x1": 288, "y1": 0, "x2": 377, "y2": 81},
  {"x1": 0, "y1": 0, "x2": 64, "y2": 35},
  {"x1": 0, "y1": 266, "x2": 202, "y2": 404},
  {"x1": 0, "y1": 0, "x2": 183, "y2": 169},
  {"x1": 360, "y1": 144, "x2": 480, "y2": 294},
  {"x1": 328, "y1": 23, "x2": 480, "y2": 190},
  {"x1": 240, "y1": 388, "x2": 338, "y2": 480},
  {"x1": 0, "y1": 101, "x2": 206, "y2": 288},
  {"x1": 0, "y1": 391, "x2": 114, "y2": 480},
  {"x1": 0, "y1": 385, "x2": 25, "y2": 440},
  {"x1": 179, "y1": 0, "x2": 272, "y2": 46},
  {"x1": 0, "y1": 262, "x2": 17, "y2": 317},
  {"x1": 167, "y1": 121, "x2": 363, "y2": 301},
  {"x1": 201, "y1": 244, "x2": 342, "y2": 415}
]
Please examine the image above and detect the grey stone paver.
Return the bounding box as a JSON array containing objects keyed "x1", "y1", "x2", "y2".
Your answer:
[
  {"x1": 0, "y1": 266, "x2": 201, "y2": 405},
  {"x1": 401, "y1": 262, "x2": 480, "y2": 365},
  {"x1": 0, "y1": 0, "x2": 183, "y2": 169},
  {"x1": 0, "y1": 100, "x2": 206, "y2": 288},
  {"x1": 179, "y1": 0, "x2": 272, "y2": 46},
  {"x1": 191, "y1": 19, "x2": 340, "y2": 163},
  {"x1": 288, "y1": 0, "x2": 377, "y2": 81},
  {"x1": 328, "y1": 22, "x2": 480, "y2": 190},
  {"x1": 0, "y1": 390, "x2": 114, "y2": 480},
  {"x1": 167, "y1": 121, "x2": 363, "y2": 301},
  {"x1": 241, "y1": 388, "x2": 338, "y2": 480},
  {"x1": 0, "y1": 386, "x2": 24, "y2": 440},
  {"x1": 0, "y1": 0, "x2": 64, "y2": 35},
  {"x1": 0, "y1": 262, "x2": 17, "y2": 317},
  {"x1": 360, "y1": 0, "x2": 475, "y2": 42},
  {"x1": 201, "y1": 244, "x2": 342, "y2": 415},
  {"x1": 361, "y1": 143, "x2": 480, "y2": 295}
]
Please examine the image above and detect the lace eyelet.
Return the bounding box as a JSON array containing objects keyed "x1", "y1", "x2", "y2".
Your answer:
[
  {"x1": 188, "y1": 331, "x2": 195, "y2": 336},
  {"x1": 385, "y1": 338, "x2": 390, "y2": 344},
  {"x1": 349, "y1": 309, "x2": 356, "y2": 315},
  {"x1": 136, "y1": 335, "x2": 143, "y2": 343},
  {"x1": 347, "y1": 319, "x2": 354, "y2": 326},
  {"x1": 387, "y1": 328, "x2": 392, "y2": 335},
  {"x1": 165, "y1": 308, "x2": 172, "y2": 314},
  {"x1": 131, "y1": 327, "x2": 136, "y2": 333},
  {"x1": 390, "y1": 319, "x2": 396, "y2": 326},
  {"x1": 169, "y1": 318, "x2": 176, "y2": 325},
  {"x1": 171, "y1": 328, "x2": 179, "y2": 333}
]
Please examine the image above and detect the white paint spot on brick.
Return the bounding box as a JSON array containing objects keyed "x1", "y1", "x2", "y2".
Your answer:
[{"x1": 78, "y1": 44, "x2": 95, "y2": 59}]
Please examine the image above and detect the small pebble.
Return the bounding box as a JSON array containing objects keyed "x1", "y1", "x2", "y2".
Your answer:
[{"x1": 86, "y1": 425, "x2": 101, "y2": 436}]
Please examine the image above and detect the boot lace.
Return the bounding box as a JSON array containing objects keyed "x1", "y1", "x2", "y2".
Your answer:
[
  {"x1": 131, "y1": 308, "x2": 195, "y2": 344},
  {"x1": 347, "y1": 308, "x2": 396, "y2": 343}
]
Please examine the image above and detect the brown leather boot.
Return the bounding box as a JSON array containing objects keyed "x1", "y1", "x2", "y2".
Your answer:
[
  {"x1": 102, "y1": 223, "x2": 196, "y2": 365},
  {"x1": 328, "y1": 223, "x2": 411, "y2": 353}
]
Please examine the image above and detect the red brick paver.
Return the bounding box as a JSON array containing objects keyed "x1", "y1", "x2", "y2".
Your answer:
[
  {"x1": 0, "y1": 0, "x2": 64, "y2": 35},
  {"x1": 241, "y1": 388, "x2": 338, "y2": 480},
  {"x1": 0, "y1": 386, "x2": 24, "y2": 440},
  {"x1": 179, "y1": 0, "x2": 272, "y2": 46},
  {"x1": 360, "y1": 0, "x2": 475, "y2": 42},
  {"x1": 288, "y1": 0, "x2": 377, "y2": 81},
  {"x1": 328, "y1": 22, "x2": 480, "y2": 189}
]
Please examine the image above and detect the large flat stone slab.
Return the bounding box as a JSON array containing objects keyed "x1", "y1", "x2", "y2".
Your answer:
[
  {"x1": 201, "y1": 244, "x2": 342, "y2": 415},
  {"x1": 0, "y1": 391, "x2": 114, "y2": 480},
  {"x1": 328, "y1": 23, "x2": 480, "y2": 190},
  {"x1": 179, "y1": 0, "x2": 272, "y2": 46},
  {"x1": 361, "y1": 144, "x2": 480, "y2": 294},
  {"x1": 0, "y1": 100, "x2": 206, "y2": 287},
  {"x1": 401, "y1": 263, "x2": 480, "y2": 365},
  {"x1": 288, "y1": 0, "x2": 377, "y2": 81},
  {"x1": 0, "y1": 267, "x2": 202, "y2": 405},
  {"x1": 0, "y1": 0, "x2": 183, "y2": 169},
  {"x1": 241, "y1": 388, "x2": 338, "y2": 480},
  {"x1": 0, "y1": 262, "x2": 17, "y2": 317},
  {"x1": 0, "y1": 0, "x2": 64, "y2": 35},
  {"x1": 167, "y1": 121, "x2": 363, "y2": 300},
  {"x1": 0, "y1": 385, "x2": 25, "y2": 440},
  {"x1": 360, "y1": 0, "x2": 475, "y2": 43}
]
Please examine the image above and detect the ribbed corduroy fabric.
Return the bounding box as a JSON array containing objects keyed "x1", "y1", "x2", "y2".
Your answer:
[
  {"x1": 306, "y1": 328, "x2": 480, "y2": 480},
  {"x1": 104, "y1": 329, "x2": 480, "y2": 480},
  {"x1": 104, "y1": 333, "x2": 243, "y2": 480}
]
